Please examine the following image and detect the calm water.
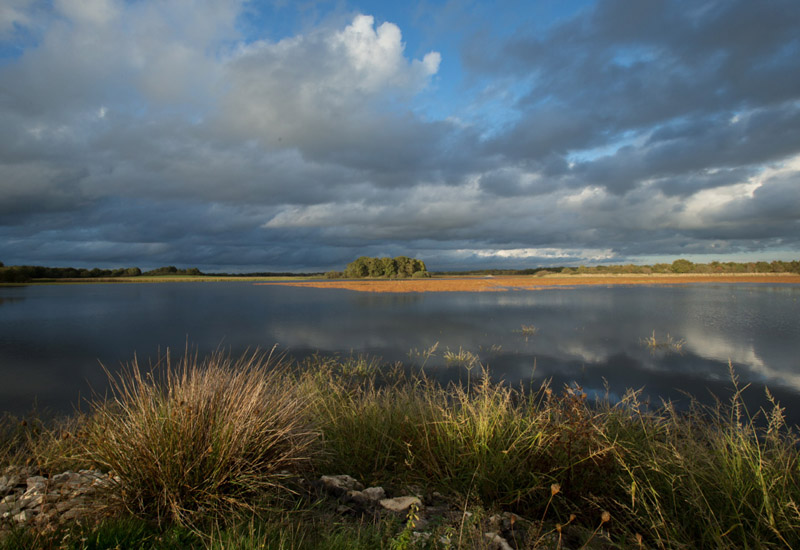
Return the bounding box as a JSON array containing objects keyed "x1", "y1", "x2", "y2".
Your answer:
[{"x1": 1, "y1": 282, "x2": 799, "y2": 423}]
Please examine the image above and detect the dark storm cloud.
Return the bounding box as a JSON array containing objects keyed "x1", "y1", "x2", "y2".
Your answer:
[{"x1": 476, "y1": 0, "x2": 800, "y2": 174}]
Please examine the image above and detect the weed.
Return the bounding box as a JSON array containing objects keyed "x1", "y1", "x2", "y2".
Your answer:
[
  {"x1": 640, "y1": 330, "x2": 685, "y2": 354},
  {"x1": 443, "y1": 347, "x2": 480, "y2": 369}
]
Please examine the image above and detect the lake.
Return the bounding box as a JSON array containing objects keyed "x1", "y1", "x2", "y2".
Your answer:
[{"x1": 1, "y1": 281, "x2": 799, "y2": 424}]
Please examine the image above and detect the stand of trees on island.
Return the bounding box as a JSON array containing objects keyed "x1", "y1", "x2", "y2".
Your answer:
[{"x1": 326, "y1": 256, "x2": 431, "y2": 279}]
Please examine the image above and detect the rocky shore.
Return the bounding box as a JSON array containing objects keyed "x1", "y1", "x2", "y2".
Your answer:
[
  {"x1": 2, "y1": 469, "x2": 561, "y2": 549},
  {"x1": 0, "y1": 467, "x2": 116, "y2": 530}
]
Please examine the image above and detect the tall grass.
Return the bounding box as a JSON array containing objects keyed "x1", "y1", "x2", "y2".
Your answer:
[
  {"x1": 81, "y1": 349, "x2": 319, "y2": 527},
  {"x1": 305, "y1": 358, "x2": 800, "y2": 547},
  {"x1": 605, "y1": 369, "x2": 800, "y2": 548},
  {"x1": 4, "y1": 350, "x2": 798, "y2": 548}
]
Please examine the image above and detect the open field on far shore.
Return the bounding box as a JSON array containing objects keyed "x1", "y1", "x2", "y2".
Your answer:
[{"x1": 260, "y1": 272, "x2": 800, "y2": 293}]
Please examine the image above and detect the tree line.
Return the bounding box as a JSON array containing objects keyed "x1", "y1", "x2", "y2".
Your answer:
[
  {"x1": 439, "y1": 259, "x2": 800, "y2": 276},
  {"x1": 0, "y1": 264, "x2": 203, "y2": 283},
  {"x1": 559, "y1": 259, "x2": 800, "y2": 275},
  {"x1": 327, "y1": 256, "x2": 430, "y2": 279}
]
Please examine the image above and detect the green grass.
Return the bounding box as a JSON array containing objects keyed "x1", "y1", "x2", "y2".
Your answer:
[{"x1": 4, "y1": 352, "x2": 799, "y2": 549}]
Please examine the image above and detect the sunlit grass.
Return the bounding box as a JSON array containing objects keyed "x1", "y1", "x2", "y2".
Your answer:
[
  {"x1": 81, "y1": 349, "x2": 319, "y2": 528},
  {"x1": 5, "y1": 351, "x2": 799, "y2": 548},
  {"x1": 640, "y1": 330, "x2": 685, "y2": 354}
]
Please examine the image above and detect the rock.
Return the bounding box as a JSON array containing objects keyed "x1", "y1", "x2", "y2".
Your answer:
[
  {"x1": 379, "y1": 496, "x2": 422, "y2": 514},
  {"x1": 56, "y1": 497, "x2": 85, "y2": 513},
  {"x1": 345, "y1": 485, "x2": 387, "y2": 507},
  {"x1": 411, "y1": 516, "x2": 430, "y2": 531},
  {"x1": 484, "y1": 531, "x2": 514, "y2": 550},
  {"x1": 412, "y1": 532, "x2": 431, "y2": 543},
  {"x1": 361, "y1": 486, "x2": 386, "y2": 501},
  {"x1": 60, "y1": 507, "x2": 90, "y2": 521},
  {"x1": 17, "y1": 493, "x2": 44, "y2": 510},
  {"x1": 13, "y1": 509, "x2": 34, "y2": 524},
  {"x1": 0, "y1": 471, "x2": 22, "y2": 495},
  {"x1": 319, "y1": 475, "x2": 364, "y2": 496},
  {"x1": 26, "y1": 476, "x2": 47, "y2": 492},
  {"x1": 0, "y1": 468, "x2": 115, "y2": 532}
]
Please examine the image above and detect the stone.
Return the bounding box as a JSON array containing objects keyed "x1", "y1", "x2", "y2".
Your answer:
[
  {"x1": 13, "y1": 509, "x2": 34, "y2": 524},
  {"x1": 0, "y1": 473, "x2": 22, "y2": 495},
  {"x1": 18, "y1": 493, "x2": 45, "y2": 510},
  {"x1": 319, "y1": 475, "x2": 364, "y2": 495},
  {"x1": 56, "y1": 497, "x2": 85, "y2": 513},
  {"x1": 379, "y1": 496, "x2": 422, "y2": 513},
  {"x1": 26, "y1": 476, "x2": 47, "y2": 492},
  {"x1": 0, "y1": 496, "x2": 19, "y2": 516},
  {"x1": 361, "y1": 486, "x2": 386, "y2": 501},
  {"x1": 345, "y1": 485, "x2": 387, "y2": 507},
  {"x1": 61, "y1": 507, "x2": 90, "y2": 521},
  {"x1": 412, "y1": 532, "x2": 431, "y2": 543},
  {"x1": 50, "y1": 472, "x2": 74, "y2": 485},
  {"x1": 484, "y1": 531, "x2": 514, "y2": 550}
]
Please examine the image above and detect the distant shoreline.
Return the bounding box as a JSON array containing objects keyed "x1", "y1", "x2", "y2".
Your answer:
[{"x1": 259, "y1": 273, "x2": 800, "y2": 293}]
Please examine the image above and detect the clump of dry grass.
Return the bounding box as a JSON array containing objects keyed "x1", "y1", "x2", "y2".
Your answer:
[
  {"x1": 82, "y1": 349, "x2": 319, "y2": 527},
  {"x1": 443, "y1": 347, "x2": 480, "y2": 369},
  {"x1": 640, "y1": 330, "x2": 685, "y2": 353}
]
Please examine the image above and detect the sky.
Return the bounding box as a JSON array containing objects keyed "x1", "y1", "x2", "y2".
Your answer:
[{"x1": 0, "y1": 0, "x2": 799, "y2": 272}]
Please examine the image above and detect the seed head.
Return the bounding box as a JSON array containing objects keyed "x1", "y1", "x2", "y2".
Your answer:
[
  {"x1": 601, "y1": 511, "x2": 611, "y2": 524},
  {"x1": 550, "y1": 483, "x2": 561, "y2": 496}
]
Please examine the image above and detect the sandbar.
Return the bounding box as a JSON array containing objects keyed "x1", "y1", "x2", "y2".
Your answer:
[{"x1": 258, "y1": 273, "x2": 800, "y2": 293}]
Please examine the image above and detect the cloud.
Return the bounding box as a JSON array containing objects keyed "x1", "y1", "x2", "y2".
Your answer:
[
  {"x1": 216, "y1": 13, "x2": 449, "y2": 178},
  {"x1": 0, "y1": 0, "x2": 798, "y2": 271}
]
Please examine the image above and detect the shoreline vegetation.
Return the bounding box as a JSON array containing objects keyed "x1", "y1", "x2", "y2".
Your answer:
[
  {"x1": 2, "y1": 258, "x2": 800, "y2": 286},
  {"x1": 2, "y1": 350, "x2": 799, "y2": 549}
]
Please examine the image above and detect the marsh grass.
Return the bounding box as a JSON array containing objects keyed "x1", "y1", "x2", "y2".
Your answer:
[
  {"x1": 640, "y1": 330, "x2": 685, "y2": 354},
  {"x1": 81, "y1": 349, "x2": 319, "y2": 528},
  {"x1": 0, "y1": 411, "x2": 90, "y2": 474},
  {"x1": 306, "y1": 357, "x2": 799, "y2": 548},
  {"x1": 4, "y1": 351, "x2": 799, "y2": 548},
  {"x1": 517, "y1": 324, "x2": 539, "y2": 336},
  {"x1": 442, "y1": 347, "x2": 480, "y2": 369},
  {"x1": 605, "y1": 365, "x2": 800, "y2": 548}
]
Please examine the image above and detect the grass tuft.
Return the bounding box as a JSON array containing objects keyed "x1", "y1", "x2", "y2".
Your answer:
[{"x1": 81, "y1": 348, "x2": 319, "y2": 527}]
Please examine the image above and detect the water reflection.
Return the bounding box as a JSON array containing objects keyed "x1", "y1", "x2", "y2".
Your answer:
[{"x1": 0, "y1": 283, "x2": 798, "y2": 424}]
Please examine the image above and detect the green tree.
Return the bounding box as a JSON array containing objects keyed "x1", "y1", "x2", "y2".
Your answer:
[
  {"x1": 671, "y1": 259, "x2": 694, "y2": 273},
  {"x1": 345, "y1": 257, "x2": 370, "y2": 278},
  {"x1": 380, "y1": 257, "x2": 398, "y2": 278},
  {"x1": 344, "y1": 256, "x2": 428, "y2": 279}
]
